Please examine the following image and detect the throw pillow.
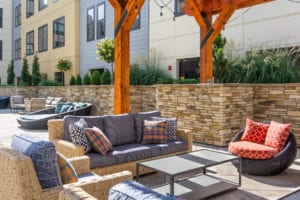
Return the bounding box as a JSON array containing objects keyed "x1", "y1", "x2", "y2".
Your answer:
[
  {"x1": 57, "y1": 152, "x2": 78, "y2": 184},
  {"x1": 85, "y1": 127, "x2": 113, "y2": 156},
  {"x1": 61, "y1": 105, "x2": 72, "y2": 113},
  {"x1": 150, "y1": 116, "x2": 178, "y2": 142},
  {"x1": 264, "y1": 121, "x2": 291, "y2": 152},
  {"x1": 241, "y1": 118, "x2": 270, "y2": 144},
  {"x1": 69, "y1": 118, "x2": 92, "y2": 153},
  {"x1": 142, "y1": 120, "x2": 167, "y2": 144}
]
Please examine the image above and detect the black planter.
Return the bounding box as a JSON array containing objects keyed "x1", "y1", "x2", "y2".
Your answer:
[{"x1": 0, "y1": 96, "x2": 9, "y2": 109}]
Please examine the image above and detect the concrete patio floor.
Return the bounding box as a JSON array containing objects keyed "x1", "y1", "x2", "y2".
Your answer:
[{"x1": 0, "y1": 108, "x2": 299, "y2": 199}]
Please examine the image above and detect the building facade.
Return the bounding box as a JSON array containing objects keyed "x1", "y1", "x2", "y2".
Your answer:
[
  {"x1": 79, "y1": 0, "x2": 149, "y2": 77},
  {"x1": 0, "y1": 0, "x2": 12, "y2": 84},
  {"x1": 21, "y1": 0, "x2": 80, "y2": 85},
  {"x1": 13, "y1": 0, "x2": 22, "y2": 80},
  {"x1": 149, "y1": 0, "x2": 300, "y2": 79}
]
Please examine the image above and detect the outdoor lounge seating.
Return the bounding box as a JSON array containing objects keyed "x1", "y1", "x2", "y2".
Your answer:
[
  {"x1": 48, "y1": 111, "x2": 193, "y2": 177},
  {"x1": 17, "y1": 102, "x2": 92, "y2": 129},
  {"x1": 0, "y1": 134, "x2": 132, "y2": 200},
  {"x1": 24, "y1": 97, "x2": 46, "y2": 112},
  {"x1": 46, "y1": 97, "x2": 62, "y2": 108},
  {"x1": 10, "y1": 95, "x2": 25, "y2": 113},
  {"x1": 229, "y1": 120, "x2": 297, "y2": 176}
]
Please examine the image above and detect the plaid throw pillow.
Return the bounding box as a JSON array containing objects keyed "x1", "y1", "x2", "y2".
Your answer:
[
  {"x1": 150, "y1": 117, "x2": 178, "y2": 142},
  {"x1": 69, "y1": 118, "x2": 92, "y2": 153},
  {"x1": 85, "y1": 127, "x2": 113, "y2": 156},
  {"x1": 56, "y1": 152, "x2": 78, "y2": 184},
  {"x1": 142, "y1": 120, "x2": 167, "y2": 144}
]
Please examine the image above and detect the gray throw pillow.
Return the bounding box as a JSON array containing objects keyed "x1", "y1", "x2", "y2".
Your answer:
[{"x1": 69, "y1": 118, "x2": 92, "y2": 153}]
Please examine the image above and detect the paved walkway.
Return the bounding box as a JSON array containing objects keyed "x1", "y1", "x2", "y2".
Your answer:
[{"x1": 0, "y1": 109, "x2": 299, "y2": 199}]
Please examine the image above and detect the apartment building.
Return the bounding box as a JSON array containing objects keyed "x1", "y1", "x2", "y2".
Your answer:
[
  {"x1": 0, "y1": 0, "x2": 12, "y2": 84},
  {"x1": 149, "y1": 0, "x2": 300, "y2": 79},
  {"x1": 79, "y1": 0, "x2": 149, "y2": 77},
  {"x1": 13, "y1": 0, "x2": 22, "y2": 80},
  {"x1": 21, "y1": 0, "x2": 80, "y2": 85}
]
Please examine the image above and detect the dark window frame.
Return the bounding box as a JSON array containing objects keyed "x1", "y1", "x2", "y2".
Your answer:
[
  {"x1": 15, "y1": 38, "x2": 21, "y2": 60},
  {"x1": 39, "y1": 0, "x2": 48, "y2": 11},
  {"x1": 96, "y1": 3, "x2": 105, "y2": 40},
  {"x1": 53, "y1": 16, "x2": 65, "y2": 49},
  {"x1": 26, "y1": 30, "x2": 34, "y2": 56},
  {"x1": 174, "y1": 0, "x2": 184, "y2": 17},
  {"x1": 0, "y1": 40, "x2": 2, "y2": 61},
  {"x1": 38, "y1": 24, "x2": 48, "y2": 52},
  {"x1": 0, "y1": 8, "x2": 3, "y2": 28},
  {"x1": 131, "y1": 14, "x2": 141, "y2": 31},
  {"x1": 87, "y1": 7, "x2": 95, "y2": 42},
  {"x1": 15, "y1": 5, "x2": 21, "y2": 27},
  {"x1": 26, "y1": 0, "x2": 34, "y2": 18}
]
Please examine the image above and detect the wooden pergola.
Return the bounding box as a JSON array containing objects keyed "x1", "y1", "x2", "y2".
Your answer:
[{"x1": 109, "y1": 0, "x2": 274, "y2": 114}]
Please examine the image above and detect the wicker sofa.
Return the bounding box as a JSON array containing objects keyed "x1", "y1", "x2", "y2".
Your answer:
[
  {"x1": 48, "y1": 111, "x2": 193, "y2": 177},
  {"x1": 0, "y1": 134, "x2": 132, "y2": 200}
]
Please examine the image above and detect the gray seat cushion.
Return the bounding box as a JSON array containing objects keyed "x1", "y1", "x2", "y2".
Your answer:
[
  {"x1": 87, "y1": 141, "x2": 188, "y2": 168},
  {"x1": 134, "y1": 111, "x2": 161, "y2": 143},
  {"x1": 11, "y1": 134, "x2": 62, "y2": 189},
  {"x1": 103, "y1": 114, "x2": 136, "y2": 146},
  {"x1": 63, "y1": 115, "x2": 105, "y2": 141}
]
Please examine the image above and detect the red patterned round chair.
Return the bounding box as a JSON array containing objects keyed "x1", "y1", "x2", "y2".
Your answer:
[{"x1": 229, "y1": 128, "x2": 297, "y2": 176}]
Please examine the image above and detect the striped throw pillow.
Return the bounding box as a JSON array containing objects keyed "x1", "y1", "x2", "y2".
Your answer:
[
  {"x1": 85, "y1": 127, "x2": 113, "y2": 156},
  {"x1": 57, "y1": 152, "x2": 78, "y2": 184},
  {"x1": 142, "y1": 120, "x2": 167, "y2": 144}
]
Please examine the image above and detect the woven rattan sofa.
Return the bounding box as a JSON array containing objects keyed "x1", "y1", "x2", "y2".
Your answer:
[
  {"x1": 48, "y1": 111, "x2": 193, "y2": 177},
  {"x1": 0, "y1": 135, "x2": 132, "y2": 200},
  {"x1": 24, "y1": 97, "x2": 46, "y2": 112}
]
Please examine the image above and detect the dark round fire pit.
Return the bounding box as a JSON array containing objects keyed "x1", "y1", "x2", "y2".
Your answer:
[{"x1": 0, "y1": 96, "x2": 10, "y2": 109}]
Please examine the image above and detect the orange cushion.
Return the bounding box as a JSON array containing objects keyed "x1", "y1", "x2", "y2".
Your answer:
[
  {"x1": 264, "y1": 121, "x2": 291, "y2": 152},
  {"x1": 229, "y1": 141, "x2": 277, "y2": 159},
  {"x1": 241, "y1": 118, "x2": 269, "y2": 144}
]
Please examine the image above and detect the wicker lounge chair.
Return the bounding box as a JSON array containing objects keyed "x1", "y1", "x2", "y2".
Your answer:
[
  {"x1": 10, "y1": 95, "x2": 25, "y2": 113},
  {"x1": 229, "y1": 129, "x2": 297, "y2": 176},
  {"x1": 17, "y1": 103, "x2": 92, "y2": 129},
  {"x1": 24, "y1": 98, "x2": 46, "y2": 112}
]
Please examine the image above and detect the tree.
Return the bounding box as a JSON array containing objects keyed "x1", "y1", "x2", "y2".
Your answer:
[
  {"x1": 69, "y1": 76, "x2": 76, "y2": 85},
  {"x1": 100, "y1": 69, "x2": 111, "y2": 85},
  {"x1": 21, "y1": 56, "x2": 30, "y2": 85},
  {"x1": 75, "y1": 74, "x2": 82, "y2": 85},
  {"x1": 56, "y1": 59, "x2": 71, "y2": 85},
  {"x1": 91, "y1": 71, "x2": 101, "y2": 85},
  {"x1": 32, "y1": 54, "x2": 41, "y2": 86},
  {"x1": 7, "y1": 60, "x2": 15, "y2": 85},
  {"x1": 213, "y1": 34, "x2": 228, "y2": 83},
  {"x1": 83, "y1": 73, "x2": 91, "y2": 85},
  {"x1": 96, "y1": 38, "x2": 114, "y2": 82}
]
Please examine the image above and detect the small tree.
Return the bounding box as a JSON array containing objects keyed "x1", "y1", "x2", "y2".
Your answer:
[
  {"x1": 7, "y1": 60, "x2": 15, "y2": 85},
  {"x1": 83, "y1": 73, "x2": 91, "y2": 85},
  {"x1": 100, "y1": 69, "x2": 111, "y2": 85},
  {"x1": 213, "y1": 34, "x2": 228, "y2": 83},
  {"x1": 96, "y1": 39, "x2": 114, "y2": 82},
  {"x1": 69, "y1": 75, "x2": 76, "y2": 85},
  {"x1": 32, "y1": 54, "x2": 41, "y2": 86},
  {"x1": 56, "y1": 59, "x2": 71, "y2": 85},
  {"x1": 21, "y1": 56, "x2": 30, "y2": 85},
  {"x1": 91, "y1": 71, "x2": 101, "y2": 85},
  {"x1": 75, "y1": 74, "x2": 82, "y2": 85}
]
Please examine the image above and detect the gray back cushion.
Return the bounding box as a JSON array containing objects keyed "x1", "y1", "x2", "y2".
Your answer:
[
  {"x1": 64, "y1": 115, "x2": 105, "y2": 141},
  {"x1": 11, "y1": 134, "x2": 62, "y2": 189},
  {"x1": 134, "y1": 111, "x2": 161, "y2": 143},
  {"x1": 103, "y1": 114, "x2": 136, "y2": 146}
]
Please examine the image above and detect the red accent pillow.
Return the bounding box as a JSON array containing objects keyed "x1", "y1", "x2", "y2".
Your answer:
[
  {"x1": 229, "y1": 141, "x2": 277, "y2": 159},
  {"x1": 264, "y1": 121, "x2": 291, "y2": 152},
  {"x1": 241, "y1": 118, "x2": 270, "y2": 144}
]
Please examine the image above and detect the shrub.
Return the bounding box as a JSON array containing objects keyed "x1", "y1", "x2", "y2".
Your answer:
[
  {"x1": 32, "y1": 54, "x2": 41, "y2": 86},
  {"x1": 83, "y1": 73, "x2": 91, "y2": 85},
  {"x1": 75, "y1": 74, "x2": 82, "y2": 85},
  {"x1": 174, "y1": 79, "x2": 198, "y2": 84},
  {"x1": 21, "y1": 56, "x2": 30, "y2": 86},
  {"x1": 69, "y1": 76, "x2": 76, "y2": 85},
  {"x1": 7, "y1": 60, "x2": 15, "y2": 85},
  {"x1": 157, "y1": 77, "x2": 174, "y2": 84},
  {"x1": 100, "y1": 69, "x2": 111, "y2": 84},
  {"x1": 38, "y1": 79, "x2": 62, "y2": 86},
  {"x1": 91, "y1": 71, "x2": 101, "y2": 85}
]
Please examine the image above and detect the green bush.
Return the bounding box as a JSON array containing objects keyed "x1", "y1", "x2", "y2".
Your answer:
[
  {"x1": 75, "y1": 74, "x2": 82, "y2": 85},
  {"x1": 174, "y1": 79, "x2": 198, "y2": 84},
  {"x1": 100, "y1": 70, "x2": 111, "y2": 85},
  {"x1": 7, "y1": 60, "x2": 15, "y2": 85},
  {"x1": 91, "y1": 71, "x2": 101, "y2": 85},
  {"x1": 21, "y1": 56, "x2": 30, "y2": 86},
  {"x1": 83, "y1": 73, "x2": 91, "y2": 85},
  {"x1": 69, "y1": 76, "x2": 76, "y2": 85},
  {"x1": 32, "y1": 54, "x2": 41, "y2": 86},
  {"x1": 38, "y1": 79, "x2": 62, "y2": 86},
  {"x1": 157, "y1": 77, "x2": 174, "y2": 84}
]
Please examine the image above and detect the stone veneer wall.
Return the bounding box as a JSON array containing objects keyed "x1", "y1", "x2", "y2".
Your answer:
[{"x1": 1, "y1": 84, "x2": 300, "y2": 146}]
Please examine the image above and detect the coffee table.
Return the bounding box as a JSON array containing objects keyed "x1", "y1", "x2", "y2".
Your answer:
[{"x1": 136, "y1": 149, "x2": 241, "y2": 200}]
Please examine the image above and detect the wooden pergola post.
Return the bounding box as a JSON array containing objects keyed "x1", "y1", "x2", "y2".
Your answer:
[{"x1": 109, "y1": 0, "x2": 145, "y2": 114}]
